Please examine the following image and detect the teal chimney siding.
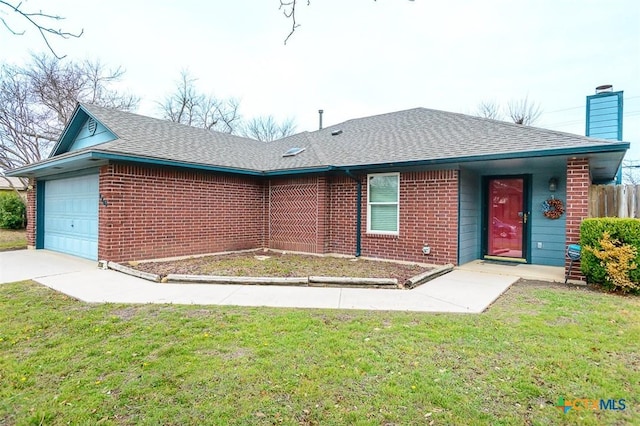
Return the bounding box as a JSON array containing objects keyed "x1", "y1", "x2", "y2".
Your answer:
[
  {"x1": 586, "y1": 88, "x2": 623, "y2": 183},
  {"x1": 586, "y1": 90, "x2": 623, "y2": 140}
]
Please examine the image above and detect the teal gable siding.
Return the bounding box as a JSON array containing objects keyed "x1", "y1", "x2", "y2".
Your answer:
[
  {"x1": 458, "y1": 169, "x2": 480, "y2": 264},
  {"x1": 529, "y1": 168, "x2": 566, "y2": 266},
  {"x1": 68, "y1": 118, "x2": 116, "y2": 151}
]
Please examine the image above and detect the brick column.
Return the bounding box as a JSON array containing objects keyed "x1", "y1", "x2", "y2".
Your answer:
[
  {"x1": 26, "y1": 178, "x2": 36, "y2": 248},
  {"x1": 316, "y1": 175, "x2": 330, "y2": 253},
  {"x1": 565, "y1": 158, "x2": 590, "y2": 281}
]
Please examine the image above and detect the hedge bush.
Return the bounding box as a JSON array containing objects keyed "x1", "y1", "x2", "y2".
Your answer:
[
  {"x1": 580, "y1": 218, "x2": 640, "y2": 293},
  {"x1": 0, "y1": 192, "x2": 26, "y2": 229}
]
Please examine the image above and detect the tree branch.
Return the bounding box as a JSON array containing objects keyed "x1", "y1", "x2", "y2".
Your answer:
[
  {"x1": 280, "y1": 0, "x2": 309, "y2": 45},
  {"x1": 0, "y1": 1, "x2": 83, "y2": 59}
]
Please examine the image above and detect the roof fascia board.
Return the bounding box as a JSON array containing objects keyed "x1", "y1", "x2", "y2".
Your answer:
[
  {"x1": 337, "y1": 143, "x2": 629, "y2": 172},
  {"x1": 90, "y1": 152, "x2": 264, "y2": 176},
  {"x1": 263, "y1": 166, "x2": 335, "y2": 177},
  {"x1": 49, "y1": 103, "x2": 85, "y2": 157},
  {"x1": 9, "y1": 139, "x2": 629, "y2": 178},
  {"x1": 6, "y1": 151, "x2": 95, "y2": 176}
]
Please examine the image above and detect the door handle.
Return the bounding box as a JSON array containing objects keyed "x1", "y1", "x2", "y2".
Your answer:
[{"x1": 518, "y1": 211, "x2": 528, "y2": 224}]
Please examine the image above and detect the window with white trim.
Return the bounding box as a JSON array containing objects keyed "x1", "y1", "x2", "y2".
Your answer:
[{"x1": 367, "y1": 173, "x2": 399, "y2": 234}]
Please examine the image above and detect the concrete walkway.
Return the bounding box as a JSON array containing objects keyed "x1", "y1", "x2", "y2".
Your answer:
[{"x1": 0, "y1": 250, "x2": 519, "y2": 313}]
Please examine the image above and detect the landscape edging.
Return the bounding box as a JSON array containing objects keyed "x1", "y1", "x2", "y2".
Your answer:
[
  {"x1": 405, "y1": 264, "x2": 454, "y2": 289},
  {"x1": 107, "y1": 260, "x2": 450, "y2": 289}
]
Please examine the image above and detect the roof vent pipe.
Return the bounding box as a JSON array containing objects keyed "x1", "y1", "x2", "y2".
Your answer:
[
  {"x1": 318, "y1": 109, "x2": 324, "y2": 130},
  {"x1": 595, "y1": 84, "x2": 613, "y2": 94}
]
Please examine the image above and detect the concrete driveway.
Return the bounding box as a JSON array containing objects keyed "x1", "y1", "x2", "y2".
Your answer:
[{"x1": 0, "y1": 250, "x2": 518, "y2": 313}]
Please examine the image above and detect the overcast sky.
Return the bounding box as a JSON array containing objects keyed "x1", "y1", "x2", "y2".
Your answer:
[{"x1": 3, "y1": 0, "x2": 640, "y2": 159}]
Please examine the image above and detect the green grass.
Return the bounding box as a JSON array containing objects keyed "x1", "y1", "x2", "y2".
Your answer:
[
  {"x1": 0, "y1": 228, "x2": 26, "y2": 251},
  {"x1": 1, "y1": 281, "x2": 638, "y2": 425}
]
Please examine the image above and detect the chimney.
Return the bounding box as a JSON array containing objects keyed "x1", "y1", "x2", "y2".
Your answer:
[
  {"x1": 586, "y1": 84, "x2": 623, "y2": 141},
  {"x1": 595, "y1": 84, "x2": 613, "y2": 94},
  {"x1": 586, "y1": 84, "x2": 624, "y2": 183},
  {"x1": 318, "y1": 109, "x2": 324, "y2": 130}
]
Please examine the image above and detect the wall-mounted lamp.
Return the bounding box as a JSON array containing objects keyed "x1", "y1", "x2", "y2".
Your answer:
[{"x1": 548, "y1": 177, "x2": 558, "y2": 192}]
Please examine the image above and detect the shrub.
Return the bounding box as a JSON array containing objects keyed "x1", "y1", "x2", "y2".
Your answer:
[
  {"x1": 0, "y1": 192, "x2": 26, "y2": 229},
  {"x1": 584, "y1": 232, "x2": 638, "y2": 293},
  {"x1": 580, "y1": 218, "x2": 640, "y2": 293}
]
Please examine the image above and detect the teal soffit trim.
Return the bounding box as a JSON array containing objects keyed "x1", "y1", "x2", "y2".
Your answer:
[
  {"x1": 6, "y1": 152, "x2": 95, "y2": 176},
  {"x1": 8, "y1": 139, "x2": 629, "y2": 178},
  {"x1": 336, "y1": 143, "x2": 629, "y2": 172},
  {"x1": 92, "y1": 152, "x2": 336, "y2": 177},
  {"x1": 91, "y1": 152, "x2": 264, "y2": 176}
]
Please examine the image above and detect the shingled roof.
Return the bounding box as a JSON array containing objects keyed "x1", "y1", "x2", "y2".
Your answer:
[
  {"x1": 78, "y1": 103, "x2": 271, "y2": 172},
  {"x1": 265, "y1": 108, "x2": 628, "y2": 172},
  {"x1": 9, "y1": 103, "x2": 629, "y2": 177}
]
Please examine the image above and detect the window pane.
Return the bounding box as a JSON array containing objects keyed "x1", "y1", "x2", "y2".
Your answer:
[
  {"x1": 371, "y1": 204, "x2": 398, "y2": 232},
  {"x1": 369, "y1": 175, "x2": 398, "y2": 202}
]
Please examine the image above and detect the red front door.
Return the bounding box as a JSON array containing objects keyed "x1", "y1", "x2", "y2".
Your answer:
[{"x1": 486, "y1": 177, "x2": 526, "y2": 260}]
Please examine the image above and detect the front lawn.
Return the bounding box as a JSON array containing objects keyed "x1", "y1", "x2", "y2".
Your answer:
[
  {"x1": 0, "y1": 228, "x2": 26, "y2": 251},
  {"x1": 1, "y1": 280, "x2": 638, "y2": 425}
]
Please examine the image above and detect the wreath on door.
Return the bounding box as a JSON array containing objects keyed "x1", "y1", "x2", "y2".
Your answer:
[{"x1": 542, "y1": 198, "x2": 565, "y2": 219}]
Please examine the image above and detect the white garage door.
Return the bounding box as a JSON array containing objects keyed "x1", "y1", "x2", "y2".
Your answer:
[{"x1": 44, "y1": 174, "x2": 99, "y2": 260}]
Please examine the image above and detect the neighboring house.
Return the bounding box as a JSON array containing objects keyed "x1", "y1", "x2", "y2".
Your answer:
[
  {"x1": 7, "y1": 103, "x2": 628, "y2": 279},
  {"x1": 0, "y1": 177, "x2": 28, "y2": 195}
]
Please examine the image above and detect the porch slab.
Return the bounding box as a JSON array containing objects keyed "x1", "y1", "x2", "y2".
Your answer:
[{"x1": 457, "y1": 260, "x2": 568, "y2": 283}]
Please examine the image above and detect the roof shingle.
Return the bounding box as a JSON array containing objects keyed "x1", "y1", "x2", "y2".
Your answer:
[{"x1": 26, "y1": 103, "x2": 632, "y2": 175}]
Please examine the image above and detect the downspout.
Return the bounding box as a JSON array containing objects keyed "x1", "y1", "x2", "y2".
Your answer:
[{"x1": 343, "y1": 169, "x2": 362, "y2": 257}]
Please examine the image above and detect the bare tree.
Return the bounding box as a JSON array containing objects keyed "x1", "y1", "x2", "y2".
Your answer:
[
  {"x1": 0, "y1": 1, "x2": 83, "y2": 59},
  {"x1": 622, "y1": 160, "x2": 640, "y2": 185},
  {"x1": 158, "y1": 70, "x2": 240, "y2": 133},
  {"x1": 241, "y1": 115, "x2": 297, "y2": 141},
  {"x1": 507, "y1": 96, "x2": 542, "y2": 125},
  {"x1": 476, "y1": 100, "x2": 502, "y2": 120},
  {"x1": 0, "y1": 54, "x2": 139, "y2": 177}
]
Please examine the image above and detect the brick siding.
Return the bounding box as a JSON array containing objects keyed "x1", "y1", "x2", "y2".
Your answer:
[
  {"x1": 329, "y1": 171, "x2": 459, "y2": 265},
  {"x1": 29, "y1": 164, "x2": 460, "y2": 265},
  {"x1": 565, "y1": 158, "x2": 590, "y2": 281},
  {"x1": 26, "y1": 178, "x2": 36, "y2": 248},
  {"x1": 98, "y1": 164, "x2": 266, "y2": 262},
  {"x1": 267, "y1": 176, "x2": 329, "y2": 253}
]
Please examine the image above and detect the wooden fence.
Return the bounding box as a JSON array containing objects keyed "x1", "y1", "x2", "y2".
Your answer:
[{"x1": 589, "y1": 184, "x2": 640, "y2": 218}]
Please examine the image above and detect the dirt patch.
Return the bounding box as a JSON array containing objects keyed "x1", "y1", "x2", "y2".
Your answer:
[
  {"x1": 0, "y1": 228, "x2": 27, "y2": 251},
  {"x1": 490, "y1": 278, "x2": 606, "y2": 312},
  {"x1": 130, "y1": 251, "x2": 429, "y2": 284}
]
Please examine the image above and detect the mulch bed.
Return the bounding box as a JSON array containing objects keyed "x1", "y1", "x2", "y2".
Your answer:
[{"x1": 130, "y1": 251, "x2": 430, "y2": 284}]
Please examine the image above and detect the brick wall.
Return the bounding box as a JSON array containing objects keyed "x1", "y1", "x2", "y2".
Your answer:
[
  {"x1": 329, "y1": 170, "x2": 459, "y2": 265},
  {"x1": 268, "y1": 176, "x2": 329, "y2": 253},
  {"x1": 98, "y1": 163, "x2": 266, "y2": 262},
  {"x1": 565, "y1": 158, "x2": 590, "y2": 281},
  {"x1": 26, "y1": 178, "x2": 36, "y2": 248}
]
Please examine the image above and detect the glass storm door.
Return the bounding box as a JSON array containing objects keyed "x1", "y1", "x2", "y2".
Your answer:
[{"x1": 486, "y1": 177, "x2": 527, "y2": 261}]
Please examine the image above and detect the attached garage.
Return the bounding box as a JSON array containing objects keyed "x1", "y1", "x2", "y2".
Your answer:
[{"x1": 43, "y1": 174, "x2": 99, "y2": 260}]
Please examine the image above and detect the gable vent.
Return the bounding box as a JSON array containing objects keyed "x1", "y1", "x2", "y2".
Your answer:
[
  {"x1": 282, "y1": 147, "x2": 305, "y2": 157},
  {"x1": 87, "y1": 118, "x2": 97, "y2": 135}
]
